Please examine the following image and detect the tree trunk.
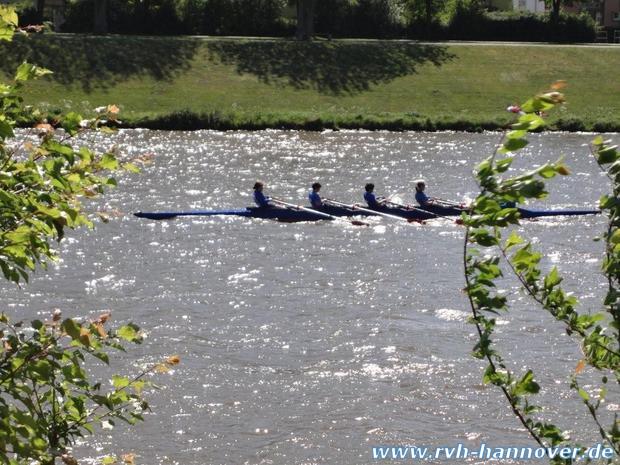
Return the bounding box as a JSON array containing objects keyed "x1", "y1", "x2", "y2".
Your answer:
[
  {"x1": 425, "y1": 0, "x2": 433, "y2": 37},
  {"x1": 295, "y1": 0, "x2": 315, "y2": 41},
  {"x1": 551, "y1": 0, "x2": 561, "y2": 22},
  {"x1": 425, "y1": 0, "x2": 432, "y2": 23},
  {"x1": 36, "y1": 0, "x2": 46, "y2": 21},
  {"x1": 93, "y1": 0, "x2": 108, "y2": 34}
]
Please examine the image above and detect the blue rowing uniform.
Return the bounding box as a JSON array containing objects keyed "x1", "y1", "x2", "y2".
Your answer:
[
  {"x1": 254, "y1": 190, "x2": 271, "y2": 207},
  {"x1": 364, "y1": 191, "x2": 380, "y2": 208},
  {"x1": 309, "y1": 191, "x2": 322, "y2": 208},
  {"x1": 415, "y1": 190, "x2": 430, "y2": 205}
]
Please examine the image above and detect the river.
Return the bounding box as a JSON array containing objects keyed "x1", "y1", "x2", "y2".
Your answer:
[{"x1": 2, "y1": 130, "x2": 617, "y2": 464}]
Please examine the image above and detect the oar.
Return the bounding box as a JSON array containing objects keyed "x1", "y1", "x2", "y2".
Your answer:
[
  {"x1": 272, "y1": 198, "x2": 369, "y2": 226},
  {"x1": 324, "y1": 198, "x2": 422, "y2": 224},
  {"x1": 385, "y1": 200, "x2": 465, "y2": 225},
  {"x1": 430, "y1": 197, "x2": 467, "y2": 208}
]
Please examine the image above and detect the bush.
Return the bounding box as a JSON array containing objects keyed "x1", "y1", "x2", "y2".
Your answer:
[
  {"x1": 63, "y1": 0, "x2": 185, "y2": 34},
  {"x1": 201, "y1": 0, "x2": 289, "y2": 36},
  {"x1": 63, "y1": 0, "x2": 289, "y2": 36},
  {"x1": 60, "y1": 0, "x2": 596, "y2": 41},
  {"x1": 315, "y1": 0, "x2": 406, "y2": 38},
  {"x1": 445, "y1": 8, "x2": 595, "y2": 43}
]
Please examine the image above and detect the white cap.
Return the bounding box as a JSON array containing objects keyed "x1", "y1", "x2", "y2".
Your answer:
[{"x1": 414, "y1": 179, "x2": 426, "y2": 185}]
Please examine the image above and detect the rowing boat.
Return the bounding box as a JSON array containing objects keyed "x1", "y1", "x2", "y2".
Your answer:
[
  {"x1": 411, "y1": 203, "x2": 601, "y2": 220},
  {"x1": 134, "y1": 205, "x2": 366, "y2": 222},
  {"x1": 134, "y1": 204, "x2": 600, "y2": 222}
]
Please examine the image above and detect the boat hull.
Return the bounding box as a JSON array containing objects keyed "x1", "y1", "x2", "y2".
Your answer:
[{"x1": 134, "y1": 205, "x2": 600, "y2": 222}]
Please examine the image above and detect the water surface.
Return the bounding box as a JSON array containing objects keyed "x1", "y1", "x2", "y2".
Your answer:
[{"x1": 2, "y1": 130, "x2": 617, "y2": 465}]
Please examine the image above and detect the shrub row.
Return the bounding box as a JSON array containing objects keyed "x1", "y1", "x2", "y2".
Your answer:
[
  {"x1": 24, "y1": 109, "x2": 610, "y2": 133},
  {"x1": 29, "y1": 0, "x2": 596, "y2": 43}
]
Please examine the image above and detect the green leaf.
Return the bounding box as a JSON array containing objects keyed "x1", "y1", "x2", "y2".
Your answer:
[
  {"x1": 514, "y1": 370, "x2": 540, "y2": 396},
  {"x1": 519, "y1": 180, "x2": 546, "y2": 198},
  {"x1": 506, "y1": 129, "x2": 527, "y2": 140},
  {"x1": 544, "y1": 267, "x2": 562, "y2": 290},
  {"x1": 0, "y1": 6, "x2": 18, "y2": 42},
  {"x1": 500, "y1": 138, "x2": 528, "y2": 154},
  {"x1": 122, "y1": 162, "x2": 140, "y2": 174},
  {"x1": 62, "y1": 112, "x2": 83, "y2": 136},
  {"x1": 521, "y1": 97, "x2": 554, "y2": 114},
  {"x1": 611, "y1": 230, "x2": 620, "y2": 245},
  {"x1": 524, "y1": 404, "x2": 541, "y2": 414},
  {"x1": 117, "y1": 323, "x2": 140, "y2": 342},
  {"x1": 105, "y1": 177, "x2": 118, "y2": 187},
  {"x1": 31, "y1": 360, "x2": 53, "y2": 378},
  {"x1": 471, "y1": 228, "x2": 499, "y2": 247},
  {"x1": 483, "y1": 365, "x2": 509, "y2": 385},
  {"x1": 495, "y1": 157, "x2": 513, "y2": 173},
  {"x1": 578, "y1": 388, "x2": 590, "y2": 401},
  {"x1": 596, "y1": 145, "x2": 619, "y2": 165},
  {"x1": 14, "y1": 62, "x2": 52, "y2": 82},
  {"x1": 0, "y1": 119, "x2": 14, "y2": 139},
  {"x1": 112, "y1": 375, "x2": 130, "y2": 389},
  {"x1": 511, "y1": 113, "x2": 545, "y2": 131},
  {"x1": 538, "y1": 165, "x2": 558, "y2": 179},
  {"x1": 62, "y1": 318, "x2": 81, "y2": 340},
  {"x1": 100, "y1": 153, "x2": 119, "y2": 170},
  {"x1": 31, "y1": 437, "x2": 47, "y2": 450}
]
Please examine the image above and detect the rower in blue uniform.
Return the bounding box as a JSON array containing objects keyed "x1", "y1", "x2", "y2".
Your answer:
[
  {"x1": 415, "y1": 179, "x2": 471, "y2": 210},
  {"x1": 364, "y1": 183, "x2": 386, "y2": 208},
  {"x1": 414, "y1": 180, "x2": 434, "y2": 206},
  {"x1": 253, "y1": 181, "x2": 273, "y2": 207},
  {"x1": 309, "y1": 182, "x2": 323, "y2": 208}
]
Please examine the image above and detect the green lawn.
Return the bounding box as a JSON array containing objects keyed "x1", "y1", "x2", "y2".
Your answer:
[{"x1": 2, "y1": 35, "x2": 619, "y2": 130}]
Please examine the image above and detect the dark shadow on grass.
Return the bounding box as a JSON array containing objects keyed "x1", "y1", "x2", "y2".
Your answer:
[
  {"x1": 206, "y1": 40, "x2": 455, "y2": 95},
  {"x1": 0, "y1": 35, "x2": 200, "y2": 92}
]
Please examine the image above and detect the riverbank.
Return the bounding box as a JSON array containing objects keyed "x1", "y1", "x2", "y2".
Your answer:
[{"x1": 2, "y1": 35, "x2": 619, "y2": 131}]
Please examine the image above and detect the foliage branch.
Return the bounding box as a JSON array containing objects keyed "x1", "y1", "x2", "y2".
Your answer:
[
  {"x1": 0, "y1": 7, "x2": 175, "y2": 465},
  {"x1": 464, "y1": 82, "x2": 620, "y2": 461}
]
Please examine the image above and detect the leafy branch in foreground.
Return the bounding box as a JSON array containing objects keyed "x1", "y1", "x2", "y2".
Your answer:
[
  {"x1": 1, "y1": 7, "x2": 175, "y2": 464},
  {"x1": 0, "y1": 310, "x2": 180, "y2": 465},
  {"x1": 464, "y1": 83, "x2": 620, "y2": 461}
]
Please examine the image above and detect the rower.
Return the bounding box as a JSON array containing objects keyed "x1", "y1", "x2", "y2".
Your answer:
[
  {"x1": 364, "y1": 183, "x2": 386, "y2": 208},
  {"x1": 414, "y1": 179, "x2": 434, "y2": 206},
  {"x1": 309, "y1": 182, "x2": 323, "y2": 208},
  {"x1": 253, "y1": 181, "x2": 273, "y2": 208}
]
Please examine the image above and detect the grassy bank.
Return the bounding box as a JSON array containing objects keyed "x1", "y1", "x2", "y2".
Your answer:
[{"x1": 2, "y1": 35, "x2": 619, "y2": 131}]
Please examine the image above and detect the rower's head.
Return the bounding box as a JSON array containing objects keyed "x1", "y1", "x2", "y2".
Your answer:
[
  {"x1": 415, "y1": 179, "x2": 426, "y2": 192},
  {"x1": 253, "y1": 181, "x2": 264, "y2": 191},
  {"x1": 312, "y1": 182, "x2": 321, "y2": 192},
  {"x1": 365, "y1": 183, "x2": 374, "y2": 193}
]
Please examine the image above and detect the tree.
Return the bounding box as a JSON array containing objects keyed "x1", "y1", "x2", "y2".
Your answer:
[
  {"x1": 545, "y1": 0, "x2": 579, "y2": 22},
  {"x1": 548, "y1": 0, "x2": 562, "y2": 20},
  {"x1": 407, "y1": 0, "x2": 442, "y2": 23},
  {"x1": 295, "y1": 0, "x2": 316, "y2": 40},
  {"x1": 36, "y1": 0, "x2": 46, "y2": 20},
  {"x1": 0, "y1": 6, "x2": 176, "y2": 464},
  {"x1": 464, "y1": 83, "x2": 620, "y2": 457},
  {"x1": 405, "y1": 0, "x2": 444, "y2": 36},
  {"x1": 93, "y1": 0, "x2": 108, "y2": 33}
]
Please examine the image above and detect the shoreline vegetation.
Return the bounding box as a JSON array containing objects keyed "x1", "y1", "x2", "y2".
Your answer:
[
  {"x1": 115, "y1": 110, "x2": 620, "y2": 132},
  {"x1": 3, "y1": 35, "x2": 620, "y2": 132}
]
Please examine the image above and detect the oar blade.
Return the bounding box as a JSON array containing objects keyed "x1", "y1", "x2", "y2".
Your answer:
[{"x1": 134, "y1": 211, "x2": 178, "y2": 220}]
